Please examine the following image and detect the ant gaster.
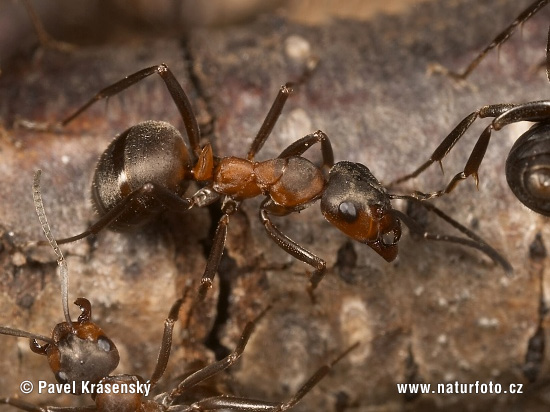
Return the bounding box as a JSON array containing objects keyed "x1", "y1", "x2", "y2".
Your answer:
[
  {"x1": 28, "y1": 63, "x2": 511, "y2": 300},
  {"x1": 0, "y1": 171, "x2": 359, "y2": 411},
  {"x1": 0, "y1": 170, "x2": 120, "y2": 394},
  {"x1": 392, "y1": 3, "x2": 550, "y2": 216}
]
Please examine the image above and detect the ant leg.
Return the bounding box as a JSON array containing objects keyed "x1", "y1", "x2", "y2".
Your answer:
[
  {"x1": 390, "y1": 195, "x2": 512, "y2": 273},
  {"x1": 246, "y1": 84, "x2": 294, "y2": 160},
  {"x1": 259, "y1": 203, "x2": 326, "y2": 300},
  {"x1": 0, "y1": 398, "x2": 45, "y2": 412},
  {"x1": 246, "y1": 61, "x2": 320, "y2": 161},
  {"x1": 148, "y1": 293, "x2": 188, "y2": 386},
  {"x1": 34, "y1": 182, "x2": 194, "y2": 246},
  {"x1": 388, "y1": 103, "x2": 518, "y2": 187},
  {"x1": 196, "y1": 210, "x2": 231, "y2": 301},
  {"x1": 22, "y1": 0, "x2": 75, "y2": 53},
  {"x1": 0, "y1": 397, "x2": 91, "y2": 411},
  {"x1": 164, "y1": 306, "x2": 271, "y2": 405},
  {"x1": 412, "y1": 100, "x2": 550, "y2": 199},
  {"x1": 547, "y1": 25, "x2": 550, "y2": 82},
  {"x1": 278, "y1": 130, "x2": 335, "y2": 173},
  {"x1": 24, "y1": 64, "x2": 201, "y2": 156},
  {"x1": 431, "y1": 0, "x2": 549, "y2": 80},
  {"x1": 180, "y1": 342, "x2": 359, "y2": 412},
  {"x1": 183, "y1": 199, "x2": 234, "y2": 327}
]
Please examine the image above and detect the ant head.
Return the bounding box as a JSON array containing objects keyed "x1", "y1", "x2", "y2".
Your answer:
[
  {"x1": 31, "y1": 298, "x2": 119, "y2": 394},
  {"x1": 321, "y1": 161, "x2": 401, "y2": 261}
]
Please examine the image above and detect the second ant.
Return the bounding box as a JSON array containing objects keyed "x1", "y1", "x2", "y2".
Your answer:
[{"x1": 25, "y1": 61, "x2": 512, "y2": 300}]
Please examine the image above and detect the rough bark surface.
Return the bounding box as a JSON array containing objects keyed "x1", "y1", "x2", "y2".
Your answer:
[{"x1": 0, "y1": 0, "x2": 549, "y2": 411}]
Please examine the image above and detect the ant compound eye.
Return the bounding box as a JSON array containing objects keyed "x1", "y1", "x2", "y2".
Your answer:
[
  {"x1": 382, "y1": 230, "x2": 398, "y2": 246},
  {"x1": 97, "y1": 337, "x2": 112, "y2": 352},
  {"x1": 338, "y1": 201, "x2": 358, "y2": 222},
  {"x1": 56, "y1": 370, "x2": 69, "y2": 384}
]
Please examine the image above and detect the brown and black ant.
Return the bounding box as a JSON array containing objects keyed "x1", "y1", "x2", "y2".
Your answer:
[
  {"x1": 391, "y1": 3, "x2": 550, "y2": 216},
  {"x1": 2, "y1": 170, "x2": 359, "y2": 411},
  {"x1": 23, "y1": 61, "x2": 514, "y2": 300}
]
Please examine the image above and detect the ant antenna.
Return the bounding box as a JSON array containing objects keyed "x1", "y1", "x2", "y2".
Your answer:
[
  {"x1": 0, "y1": 326, "x2": 54, "y2": 345},
  {"x1": 390, "y1": 194, "x2": 513, "y2": 274},
  {"x1": 32, "y1": 170, "x2": 74, "y2": 329}
]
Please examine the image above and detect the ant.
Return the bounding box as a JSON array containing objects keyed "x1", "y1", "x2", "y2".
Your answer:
[
  {"x1": 391, "y1": 7, "x2": 550, "y2": 216},
  {"x1": 24, "y1": 61, "x2": 513, "y2": 301},
  {"x1": 1, "y1": 173, "x2": 358, "y2": 411},
  {"x1": 0, "y1": 170, "x2": 120, "y2": 395},
  {"x1": 430, "y1": 0, "x2": 549, "y2": 80}
]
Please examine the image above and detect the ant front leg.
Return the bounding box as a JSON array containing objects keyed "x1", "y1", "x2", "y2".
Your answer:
[
  {"x1": 196, "y1": 197, "x2": 236, "y2": 301},
  {"x1": 259, "y1": 200, "x2": 326, "y2": 301},
  {"x1": 148, "y1": 295, "x2": 188, "y2": 386}
]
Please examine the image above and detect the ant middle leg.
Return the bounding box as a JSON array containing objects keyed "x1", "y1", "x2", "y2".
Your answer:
[
  {"x1": 196, "y1": 209, "x2": 231, "y2": 301},
  {"x1": 148, "y1": 292, "x2": 189, "y2": 387}
]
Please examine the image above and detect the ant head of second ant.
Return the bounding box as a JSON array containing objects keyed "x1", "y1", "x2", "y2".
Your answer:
[{"x1": 41, "y1": 297, "x2": 120, "y2": 393}]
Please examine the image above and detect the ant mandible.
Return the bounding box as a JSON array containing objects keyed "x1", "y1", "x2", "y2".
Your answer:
[
  {"x1": 27, "y1": 62, "x2": 512, "y2": 301},
  {"x1": 0, "y1": 172, "x2": 359, "y2": 411},
  {"x1": 391, "y1": 6, "x2": 550, "y2": 216}
]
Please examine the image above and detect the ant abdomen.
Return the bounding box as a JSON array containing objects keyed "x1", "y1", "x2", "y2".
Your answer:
[
  {"x1": 92, "y1": 120, "x2": 193, "y2": 229},
  {"x1": 506, "y1": 122, "x2": 550, "y2": 216}
]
